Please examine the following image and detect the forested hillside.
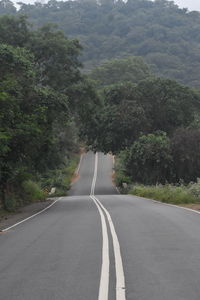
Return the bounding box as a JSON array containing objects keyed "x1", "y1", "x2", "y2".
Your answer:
[
  {"x1": 1, "y1": 0, "x2": 200, "y2": 88},
  {"x1": 1, "y1": 1, "x2": 200, "y2": 211}
]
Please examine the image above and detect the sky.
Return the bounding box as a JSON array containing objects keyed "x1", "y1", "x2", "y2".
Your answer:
[
  {"x1": 174, "y1": 0, "x2": 200, "y2": 11},
  {"x1": 14, "y1": 0, "x2": 200, "y2": 12}
]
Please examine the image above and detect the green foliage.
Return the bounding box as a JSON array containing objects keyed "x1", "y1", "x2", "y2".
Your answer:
[
  {"x1": 122, "y1": 132, "x2": 173, "y2": 184},
  {"x1": 87, "y1": 82, "x2": 148, "y2": 153},
  {"x1": 171, "y1": 128, "x2": 200, "y2": 183},
  {"x1": 129, "y1": 183, "x2": 199, "y2": 205},
  {"x1": 4, "y1": 0, "x2": 200, "y2": 88},
  {"x1": 90, "y1": 56, "x2": 151, "y2": 87},
  {"x1": 116, "y1": 128, "x2": 200, "y2": 186},
  {"x1": 0, "y1": 15, "x2": 96, "y2": 210},
  {"x1": 89, "y1": 76, "x2": 200, "y2": 154},
  {"x1": 29, "y1": 24, "x2": 82, "y2": 91},
  {"x1": 4, "y1": 193, "x2": 17, "y2": 211},
  {"x1": 40, "y1": 154, "x2": 79, "y2": 196},
  {"x1": 22, "y1": 180, "x2": 45, "y2": 202},
  {"x1": 136, "y1": 78, "x2": 200, "y2": 134},
  {"x1": 188, "y1": 179, "x2": 200, "y2": 198},
  {"x1": 115, "y1": 171, "x2": 131, "y2": 189},
  {"x1": 0, "y1": 15, "x2": 30, "y2": 47}
]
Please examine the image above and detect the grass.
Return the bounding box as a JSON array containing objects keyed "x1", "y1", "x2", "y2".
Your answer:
[
  {"x1": 0, "y1": 153, "x2": 80, "y2": 217},
  {"x1": 129, "y1": 183, "x2": 200, "y2": 205},
  {"x1": 45, "y1": 154, "x2": 80, "y2": 197}
]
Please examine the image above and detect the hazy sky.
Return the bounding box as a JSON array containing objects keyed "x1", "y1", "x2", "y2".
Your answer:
[
  {"x1": 14, "y1": 0, "x2": 200, "y2": 12},
  {"x1": 174, "y1": 0, "x2": 200, "y2": 11}
]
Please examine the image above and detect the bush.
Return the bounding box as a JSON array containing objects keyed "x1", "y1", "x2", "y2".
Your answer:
[
  {"x1": 115, "y1": 171, "x2": 131, "y2": 188},
  {"x1": 129, "y1": 184, "x2": 199, "y2": 204},
  {"x1": 122, "y1": 131, "x2": 174, "y2": 184},
  {"x1": 188, "y1": 179, "x2": 200, "y2": 198},
  {"x1": 171, "y1": 128, "x2": 200, "y2": 183},
  {"x1": 40, "y1": 154, "x2": 79, "y2": 197},
  {"x1": 4, "y1": 193, "x2": 17, "y2": 211},
  {"x1": 22, "y1": 180, "x2": 45, "y2": 203}
]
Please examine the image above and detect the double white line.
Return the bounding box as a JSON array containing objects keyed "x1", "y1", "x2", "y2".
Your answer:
[{"x1": 90, "y1": 153, "x2": 126, "y2": 300}]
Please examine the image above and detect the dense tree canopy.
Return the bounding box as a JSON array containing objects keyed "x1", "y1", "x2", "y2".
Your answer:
[
  {"x1": 1, "y1": 1, "x2": 200, "y2": 195},
  {"x1": 121, "y1": 131, "x2": 174, "y2": 184},
  {"x1": 90, "y1": 56, "x2": 151, "y2": 87},
  {"x1": 1, "y1": 0, "x2": 200, "y2": 88},
  {"x1": 87, "y1": 76, "x2": 200, "y2": 154},
  {"x1": 0, "y1": 15, "x2": 98, "y2": 209}
]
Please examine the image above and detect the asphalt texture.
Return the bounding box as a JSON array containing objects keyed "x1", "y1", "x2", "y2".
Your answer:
[{"x1": 1, "y1": 152, "x2": 200, "y2": 299}]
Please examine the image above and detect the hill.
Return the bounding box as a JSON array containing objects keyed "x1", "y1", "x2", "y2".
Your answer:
[{"x1": 1, "y1": 0, "x2": 200, "y2": 88}]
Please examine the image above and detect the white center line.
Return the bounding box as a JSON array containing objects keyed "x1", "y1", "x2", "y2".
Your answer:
[{"x1": 90, "y1": 152, "x2": 126, "y2": 300}]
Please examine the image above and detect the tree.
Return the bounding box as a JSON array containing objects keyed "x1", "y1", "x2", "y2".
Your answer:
[
  {"x1": 90, "y1": 82, "x2": 148, "y2": 153},
  {"x1": 0, "y1": 0, "x2": 16, "y2": 14},
  {"x1": 9, "y1": 0, "x2": 200, "y2": 88},
  {"x1": 29, "y1": 24, "x2": 83, "y2": 91},
  {"x1": 0, "y1": 16, "x2": 98, "y2": 210},
  {"x1": 0, "y1": 15, "x2": 30, "y2": 47},
  {"x1": 171, "y1": 128, "x2": 200, "y2": 183},
  {"x1": 90, "y1": 56, "x2": 151, "y2": 87},
  {"x1": 122, "y1": 131, "x2": 174, "y2": 184},
  {"x1": 135, "y1": 77, "x2": 200, "y2": 134}
]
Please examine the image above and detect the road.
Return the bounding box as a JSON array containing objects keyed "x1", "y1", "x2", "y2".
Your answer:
[{"x1": 1, "y1": 151, "x2": 200, "y2": 299}]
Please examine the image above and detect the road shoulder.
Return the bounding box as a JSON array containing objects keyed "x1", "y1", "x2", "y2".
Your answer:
[{"x1": 0, "y1": 199, "x2": 55, "y2": 231}]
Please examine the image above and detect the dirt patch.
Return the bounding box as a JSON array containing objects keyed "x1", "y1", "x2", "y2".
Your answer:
[
  {"x1": 0, "y1": 199, "x2": 54, "y2": 231},
  {"x1": 180, "y1": 204, "x2": 200, "y2": 211},
  {"x1": 71, "y1": 173, "x2": 80, "y2": 184}
]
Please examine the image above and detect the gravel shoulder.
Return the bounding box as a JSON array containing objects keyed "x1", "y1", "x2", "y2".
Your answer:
[{"x1": 0, "y1": 198, "x2": 55, "y2": 231}]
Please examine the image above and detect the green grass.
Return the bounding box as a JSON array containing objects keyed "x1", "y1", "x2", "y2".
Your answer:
[
  {"x1": 46, "y1": 154, "x2": 80, "y2": 197},
  {"x1": 129, "y1": 183, "x2": 200, "y2": 205}
]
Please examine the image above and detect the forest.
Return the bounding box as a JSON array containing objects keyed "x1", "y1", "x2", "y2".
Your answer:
[
  {"x1": 1, "y1": 0, "x2": 200, "y2": 88},
  {"x1": 1, "y1": 0, "x2": 200, "y2": 211}
]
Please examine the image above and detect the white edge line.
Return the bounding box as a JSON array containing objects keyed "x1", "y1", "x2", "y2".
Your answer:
[
  {"x1": 132, "y1": 195, "x2": 200, "y2": 216},
  {"x1": 1, "y1": 197, "x2": 62, "y2": 232},
  {"x1": 75, "y1": 153, "x2": 83, "y2": 175},
  {"x1": 111, "y1": 154, "x2": 120, "y2": 195}
]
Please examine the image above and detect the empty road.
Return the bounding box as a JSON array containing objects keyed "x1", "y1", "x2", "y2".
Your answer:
[{"x1": 1, "y1": 152, "x2": 200, "y2": 299}]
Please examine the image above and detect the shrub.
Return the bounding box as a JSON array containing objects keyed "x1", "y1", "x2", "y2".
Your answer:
[
  {"x1": 188, "y1": 179, "x2": 200, "y2": 198},
  {"x1": 122, "y1": 131, "x2": 174, "y2": 184},
  {"x1": 171, "y1": 128, "x2": 200, "y2": 183},
  {"x1": 115, "y1": 171, "x2": 131, "y2": 188},
  {"x1": 4, "y1": 193, "x2": 17, "y2": 211},
  {"x1": 22, "y1": 180, "x2": 45, "y2": 202},
  {"x1": 129, "y1": 184, "x2": 199, "y2": 204}
]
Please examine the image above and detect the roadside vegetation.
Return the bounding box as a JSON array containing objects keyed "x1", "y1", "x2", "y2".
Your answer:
[
  {"x1": 0, "y1": 15, "x2": 99, "y2": 212},
  {"x1": 1, "y1": 0, "x2": 200, "y2": 211},
  {"x1": 129, "y1": 182, "x2": 200, "y2": 205},
  {"x1": 86, "y1": 55, "x2": 200, "y2": 206}
]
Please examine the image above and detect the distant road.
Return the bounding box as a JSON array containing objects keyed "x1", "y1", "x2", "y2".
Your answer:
[{"x1": 1, "y1": 152, "x2": 200, "y2": 299}]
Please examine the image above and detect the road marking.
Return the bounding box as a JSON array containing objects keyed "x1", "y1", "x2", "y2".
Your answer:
[
  {"x1": 111, "y1": 154, "x2": 120, "y2": 195},
  {"x1": 1, "y1": 197, "x2": 62, "y2": 232},
  {"x1": 90, "y1": 153, "x2": 126, "y2": 300},
  {"x1": 90, "y1": 194, "x2": 110, "y2": 299},
  {"x1": 75, "y1": 153, "x2": 83, "y2": 175},
  {"x1": 134, "y1": 195, "x2": 200, "y2": 216},
  {"x1": 90, "y1": 153, "x2": 110, "y2": 300},
  {"x1": 153, "y1": 198, "x2": 200, "y2": 215}
]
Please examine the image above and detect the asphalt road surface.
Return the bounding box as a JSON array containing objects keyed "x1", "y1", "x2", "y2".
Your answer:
[{"x1": 1, "y1": 152, "x2": 200, "y2": 300}]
